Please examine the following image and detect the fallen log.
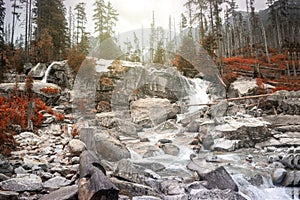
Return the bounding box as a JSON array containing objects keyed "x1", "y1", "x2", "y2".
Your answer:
[
  {"x1": 78, "y1": 150, "x2": 119, "y2": 200},
  {"x1": 188, "y1": 93, "x2": 273, "y2": 107}
]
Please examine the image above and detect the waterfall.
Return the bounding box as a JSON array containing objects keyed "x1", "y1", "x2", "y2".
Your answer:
[{"x1": 41, "y1": 61, "x2": 62, "y2": 83}]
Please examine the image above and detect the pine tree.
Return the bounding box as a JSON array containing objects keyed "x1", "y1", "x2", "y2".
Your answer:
[
  {"x1": 74, "y1": 2, "x2": 89, "y2": 55},
  {"x1": 93, "y1": 0, "x2": 118, "y2": 43},
  {"x1": 34, "y1": 0, "x2": 68, "y2": 61}
]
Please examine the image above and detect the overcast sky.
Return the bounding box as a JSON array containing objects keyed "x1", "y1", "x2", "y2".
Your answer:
[
  {"x1": 4, "y1": 0, "x2": 268, "y2": 40},
  {"x1": 67, "y1": 0, "x2": 268, "y2": 35}
]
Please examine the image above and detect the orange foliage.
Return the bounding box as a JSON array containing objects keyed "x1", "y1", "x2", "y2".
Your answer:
[
  {"x1": 67, "y1": 47, "x2": 86, "y2": 73},
  {"x1": 40, "y1": 86, "x2": 59, "y2": 95},
  {"x1": 0, "y1": 82, "x2": 65, "y2": 155}
]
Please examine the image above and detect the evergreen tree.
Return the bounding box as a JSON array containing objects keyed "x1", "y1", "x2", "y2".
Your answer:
[
  {"x1": 93, "y1": 0, "x2": 106, "y2": 42},
  {"x1": 74, "y1": 2, "x2": 89, "y2": 55},
  {"x1": 104, "y1": 2, "x2": 118, "y2": 39},
  {"x1": 34, "y1": 0, "x2": 68, "y2": 61},
  {"x1": 74, "y1": 2, "x2": 87, "y2": 45},
  {"x1": 93, "y1": 0, "x2": 118, "y2": 43}
]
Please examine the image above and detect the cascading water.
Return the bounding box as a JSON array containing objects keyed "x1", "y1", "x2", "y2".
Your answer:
[
  {"x1": 234, "y1": 174, "x2": 298, "y2": 200},
  {"x1": 41, "y1": 61, "x2": 63, "y2": 83},
  {"x1": 186, "y1": 78, "x2": 210, "y2": 113}
]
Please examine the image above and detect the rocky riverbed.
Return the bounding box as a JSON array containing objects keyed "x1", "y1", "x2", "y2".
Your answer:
[{"x1": 0, "y1": 60, "x2": 300, "y2": 199}]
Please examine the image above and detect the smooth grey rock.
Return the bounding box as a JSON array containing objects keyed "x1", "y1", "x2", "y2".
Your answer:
[
  {"x1": 130, "y1": 98, "x2": 179, "y2": 127},
  {"x1": 14, "y1": 166, "x2": 28, "y2": 175},
  {"x1": 0, "y1": 190, "x2": 19, "y2": 200},
  {"x1": 159, "y1": 139, "x2": 172, "y2": 144},
  {"x1": 0, "y1": 155, "x2": 13, "y2": 175},
  {"x1": 132, "y1": 196, "x2": 161, "y2": 200},
  {"x1": 135, "y1": 162, "x2": 166, "y2": 172},
  {"x1": 0, "y1": 174, "x2": 42, "y2": 192},
  {"x1": 161, "y1": 144, "x2": 180, "y2": 156},
  {"x1": 68, "y1": 139, "x2": 86, "y2": 156},
  {"x1": 163, "y1": 194, "x2": 189, "y2": 200},
  {"x1": 43, "y1": 176, "x2": 72, "y2": 190},
  {"x1": 201, "y1": 134, "x2": 214, "y2": 150},
  {"x1": 39, "y1": 185, "x2": 78, "y2": 200},
  {"x1": 94, "y1": 131, "x2": 130, "y2": 162},
  {"x1": 199, "y1": 166, "x2": 238, "y2": 192},
  {"x1": 213, "y1": 138, "x2": 238, "y2": 152},
  {"x1": 96, "y1": 112, "x2": 117, "y2": 128},
  {"x1": 190, "y1": 189, "x2": 246, "y2": 200},
  {"x1": 160, "y1": 179, "x2": 185, "y2": 195},
  {"x1": 209, "y1": 100, "x2": 228, "y2": 118},
  {"x1": 114, "y1": 159, "x2": 145, "y2": 183},
  {"x1": 272, "y1": 168, "x2": 287, "y2": 185},
  {"x1": 79, "y1": 128, "x2": 95, "y2": 150}
]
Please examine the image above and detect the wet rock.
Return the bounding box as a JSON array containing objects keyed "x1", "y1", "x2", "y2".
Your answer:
[
  {"x1": 247, "y1": 174, "x2": 264, "y2": 186},
  {"x1": 43, "y1": 176, "x2": 72, "y2": 190},
  {"x1": 213, "y1": 138, "x2": 238, "y2": 152},
  {"x1": 143, "y1": 150, "x2": 161, "y2": 158},
  {"x1": 136, "y1": 162, "x2": 166, "y2": 172},
  {"x1": 68, "y1": 139, "x2": 86, "y2": 156},
  {"x1": 79, "y1": 128, "x2": 95, "y2": 150},
  {"x1": 0, "y1": 155, "x2": 13, "y2": 175},
  {"x1": 0, "y1": 174, "x2": 43, "y2": 192},
  {"x1": 94, "y1": 131, "x2": 130, "y2": 162},
  {"x1": 114, "y1": 159, "x2": 145, "y2": 183},
  {"x1": 272, "y1": 168, "x2": 287, "y2": 185},
  {"x1": 39, "y1": 185, "x2": 78, "y2": 200},
  {"x1": 130, "y1": 98, "x2": 179, "y2": 127},
  {"x1": 132, "y1": 196, "x2": 161, "y2": 200},
  {"x1": 209, "y1": 100, "x2": 228, "y2": 118},
  {"x1": 96, "y1": 112, "x2": 117, "y2": 128},
  {"x1": 159, "y1": 139, "x2": 172, "y2": 144},
  {"x1": 201, "y1": 134, "x2": 214, "y2": 151},
  {"x1": 190, "y1": 188, "x2": 246, "y2": 200},
  {"x1": 111, "y1": 177, "x2": 157, "y2": 197},
  {"x1": 0, "y1": 190, "x2": 19, "y2": 200},
  {"x1": 14, "y1": 166, "x2": 28, "y2": 175},
  {"x1": 160, "y1": 179, "x2": 185, "y2": 195},
  {"x1": 215, "y1": 117, "x2": 271, "y2": 148},
  {"x1": 281, "y1": 154, "x2": 295, "y2": 169},
  {"x1": 227, "y1": 77, "x2": 258, "y2": 98},
  {"x1": 0, "y1": 174, "x2": 9, "y2": 182},
  {"x1": 199, "y1": 166, "x2": 238, "y2": 192},
  {"x1": 161, "y1": 144, "x2": 180, "y2": 156}
]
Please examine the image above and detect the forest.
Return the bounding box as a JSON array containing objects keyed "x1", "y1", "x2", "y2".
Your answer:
[{"x1": 0, "y1": 0, "x2": 299, "y2": 91}]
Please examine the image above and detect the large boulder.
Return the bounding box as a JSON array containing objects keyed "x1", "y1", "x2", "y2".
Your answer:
[
  {"x1": 199, "y1": 166, "x2": 238, "y2": 192},
  {"x1": 214, "y1": 116, "x2": 271, "y2": 148},
  {"x1": 130, "y1": 98, "x2": 179, "y2": 127},
  {"x1": 94, "y1": 131, "x2": 131, "y2": 162},
  {"x1": 0, "y1": 174, "x2": 43, "y2": 192}
]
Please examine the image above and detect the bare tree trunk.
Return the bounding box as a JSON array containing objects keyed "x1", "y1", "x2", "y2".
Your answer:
[{"x1": 261, "y1": 20, "x2": 270, "y2": 64}]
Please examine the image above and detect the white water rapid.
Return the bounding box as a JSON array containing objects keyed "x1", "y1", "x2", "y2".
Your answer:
[{"x1": 41, "y1": 61, "x2": 63, "y2": 83}]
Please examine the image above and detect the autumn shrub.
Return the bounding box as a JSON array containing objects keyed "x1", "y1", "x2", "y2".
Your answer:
[
  {"x1": 40, "y1": 86, "x2": 59, "y2": 95},
  {"x1": 67, "y1": 47, "x2": 86, "y2": 74},
  {"x1": 0, "y1": 78, "x2": 65, "y2": 155}
]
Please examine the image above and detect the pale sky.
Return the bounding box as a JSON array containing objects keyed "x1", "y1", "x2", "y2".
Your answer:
[
  {"x1": 4, "y1": 0, "x2": 268, "y2": 40},
  {"x1": 70, "y1": 0, "x2": 268, "y2": 35}
]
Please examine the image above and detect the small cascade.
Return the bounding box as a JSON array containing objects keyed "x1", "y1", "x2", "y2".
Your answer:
[
  {"x1": 41, "y1": 61, "x2": 62, "y2": 83},
  {"x1": 234, "y1": 174, "x2": 297, "y2": 200},
  {"x1": 187, "y1": 78, "x2": 210, "y2": 113}
]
